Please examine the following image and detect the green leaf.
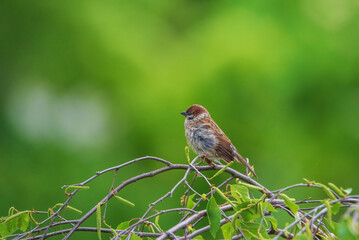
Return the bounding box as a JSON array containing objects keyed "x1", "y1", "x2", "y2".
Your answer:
[
  {"x1": 208, "y1": 161, "x2": 234, "y2": 180},
  {"x1": 280, "y1": 193, "x2": 299, "y2": 214},
  {"x1": 241, "y1": 208, "x2": 260, "y2": 222},
  {"x1": 263, "y1": 201, "x2": 277, "y2": 212},
  {"x1": 113, "y1": 195, "x2": 135, "y2": 207},
  {"x1": 239, "y1": 221, "x2": 269, "y2": 239},
  {"x1": 336, "y1": 217, "x2": 356, "y2": 239},
  {"x1": 294, "y1": 213, "x2": 302, "y2": 230},
  {"x1": 103, "y1": 220, "x2": 118, "y2": 238},
  {"x1": 206, "y1": 197, "x2": 221, "y2": 238},
  {"x1": 258, "y1": 201, "x2": 264, "y2": 220},
  {"x1": 304, "y1": 223, "x2": 312, "y2": 240},
  {"x1": 130, "y1": 233, "x2": 142, "y2": 240},
  {"x1": 182, "y1": 193, "x2": 195, "y2": 216},
  {"x1": 236, "y1": 180, "x2": 263, "y2": 191},
  {"x1": 343, "y1": 188, "x2": 352, "y2": 195},
  {"x1": 116, "y1": 221, "x2": 130, "y2": 230},
  {"x1": 213, "y1": 186, "x2": 236, "y2": 209},
  {"x1": 185, "y1": 146, "x2": 190, "y2": 164},
  {"x1": 186, "y1": 194, "x2": 196, "y2": 210},
  {"x1": 66, "y1": 205, "x2": 82, "y2": 214},
  {"x1": 324, "y1": 217, "x2": 339, "y2": 233},
  {"x1": 1, "y1": 212, "x2": 25, "y2": 223},
  {"x1": 193, "y1": 235, "x2": 204, "y2": 239},
  {"x1": 324, "y1": 200, "x2": 334, "y2": 228},
  {"x1": 96, "y1": 203, "x2": 102, "y2": 240},
  {"x1": 231, "y1": 184, "x2": 250, "y2": 202},
  {"x1": 17, "y1": 213, "x2": 29, "y2": 232},
  {"x1": 266, "y1": 215, "x2": 278, "y2": 231},
  {"x1": 232, "y1": 211, "x2": 242, "y2": 230},
  {"x1": 29, "y1": 212, "x2": 38, "y2": 225},
  {"x1": 0, "y1": 218, "x2": 16, "y2": 237},
  {"x1": 221, "y1": 222, "x2": 233, "y2": 240},
  {"x1": 155, "y1": 215, "x2": 163, "y2": 232},
  {"x1": 235, "y1": 201, "x2": 260, "y2": 221},
  {"x1": 328, "y1": 183, "x2": 347, "y2": 198},
  {"x1": 315, "y1": 182, "x2": 336, "y2": 200},
  {"x1": 0, "y1": 212, "x2": 29, "y2": 237},
  {"x1": 51, "y1": 203, "x2": 82, "y2": 214},
  {"x1": 64, "y1": 185, "x2": 90, "y2": 195},
  {"x1": 148, "y1": 224, "x2": 156, "y2": 233},
  {"x1": 331, "y1": 202, "x2": 342, "y2": 215}
]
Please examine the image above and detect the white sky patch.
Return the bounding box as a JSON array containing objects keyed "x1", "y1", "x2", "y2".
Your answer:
[
  {"x1": 302, "y1": 0, "x2": 354, "y2": 31},
  {"x1": 6, "y1": 83, "x2": 110, "y2": 149}
]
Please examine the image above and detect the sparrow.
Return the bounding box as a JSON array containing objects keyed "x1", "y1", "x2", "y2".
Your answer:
[{"x1": 181, "y1": 104, "x2": 257, "y2": 178}]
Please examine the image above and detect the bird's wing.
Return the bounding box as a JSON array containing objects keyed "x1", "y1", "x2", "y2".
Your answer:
[
  {"x1": 214, "y1": 136, "x2": 236, "y2": 163},
  {"x1": 200, "y1": 119, "x2": 258, "y2": 178},
  {"x1": 198, "y1": 119, "x2": 226, "y2": 136},
  {"x1": 204, "y1": 119, "x2": 236, "y2": 162}
]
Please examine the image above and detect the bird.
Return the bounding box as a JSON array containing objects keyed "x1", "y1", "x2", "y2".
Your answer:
[{"x1": 181, "y1": 104, "x2": 257, "y2": 178}]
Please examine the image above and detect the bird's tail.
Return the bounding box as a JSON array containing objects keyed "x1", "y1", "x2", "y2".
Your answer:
[{"x1": 234, "y1": 153, "x2": 258, "y2": 178}]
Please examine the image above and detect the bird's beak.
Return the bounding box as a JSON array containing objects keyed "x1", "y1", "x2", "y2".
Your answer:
[{"x1": 181, "y1": 111, "x2": 187, "y2": 116}]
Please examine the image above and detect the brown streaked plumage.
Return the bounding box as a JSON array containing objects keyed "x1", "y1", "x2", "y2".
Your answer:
[{"x1": 181, "y1": 104, "x2": 257, "y2": 178}]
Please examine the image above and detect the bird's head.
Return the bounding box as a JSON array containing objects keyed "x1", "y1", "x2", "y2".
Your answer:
[{"x1": 181, "y1": 104, "x2": 210, "y2": 121}]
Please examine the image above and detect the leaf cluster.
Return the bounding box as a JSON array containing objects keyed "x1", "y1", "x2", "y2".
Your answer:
[{"x1": 0, "y1": 156, "x2": 358, "y2": 240}]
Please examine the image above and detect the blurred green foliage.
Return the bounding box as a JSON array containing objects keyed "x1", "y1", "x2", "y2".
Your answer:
[{"x1": 0, "y1": 0, "x2": 358, "y2": 238}]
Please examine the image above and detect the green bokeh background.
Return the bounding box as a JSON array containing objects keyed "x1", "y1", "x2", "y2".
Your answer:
[{"x1": 1, "y1": 0, "x2": 358, "y2": 238}]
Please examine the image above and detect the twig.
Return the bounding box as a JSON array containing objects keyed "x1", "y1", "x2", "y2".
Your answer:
[
  {"x1": 24, "y1": 227, "x2": 161, "y2": 240},
  {"x1": 157, "y1": 204, "x2": 234, "y2": 240},
  {"x1": 6, "y1": 155, "x2": 358, "y2": 240},
  {"x1": 103, "y1": 169, "x2": 119, "y2": 220}
]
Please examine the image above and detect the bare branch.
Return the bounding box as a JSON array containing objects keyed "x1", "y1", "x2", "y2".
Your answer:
[{"x1": 4, "y1": 155, "x2": 358, "y2": 240}]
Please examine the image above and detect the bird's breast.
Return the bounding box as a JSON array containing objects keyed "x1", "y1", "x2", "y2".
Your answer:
[{"x1": 185, "y1": 125, "x2": 217, "y2": 155}]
